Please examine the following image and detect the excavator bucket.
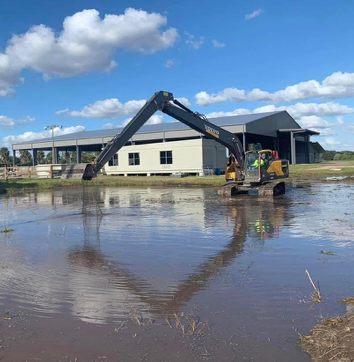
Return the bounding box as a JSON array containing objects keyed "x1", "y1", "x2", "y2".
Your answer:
[{"x1": 61, "y1": 163, "x2": 95, "y2": 181}]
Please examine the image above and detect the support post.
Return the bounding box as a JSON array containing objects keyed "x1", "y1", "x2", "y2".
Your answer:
[
  {"x1": 54, "y1": 148, "x2": 59, "y2": 164},
  {"x1": 290, "y1": 132, "x2": 296, "y2": 165},
  {"x1": 242, "y1": 133, "x2": 246, "y2": 153},
  {"x1": 76, "y1": 145, "x2": 81, "y2": 163},
  {"x1": 33, "y1": 149, "x2": 37, "y2": 166},
  {"x1": 12, "y1": 149, "x2": 16, "y2": 167}
]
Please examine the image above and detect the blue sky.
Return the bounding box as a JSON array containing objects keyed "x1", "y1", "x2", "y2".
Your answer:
[{"x1": 1, "y1": 0, "x2": 354, "y2": 150}]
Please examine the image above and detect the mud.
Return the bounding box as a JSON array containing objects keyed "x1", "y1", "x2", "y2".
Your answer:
[{"x1": 0, "y1": 184, "x2": 354, "y2": 362}]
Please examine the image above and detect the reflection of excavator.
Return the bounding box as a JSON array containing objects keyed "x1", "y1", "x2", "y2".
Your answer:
[
  {"x1": 62, "y1": 91, "x2": 289, "y2": 196},
  {"x1": 67, "y1": 192, "x2": 290, "y2": 318}
]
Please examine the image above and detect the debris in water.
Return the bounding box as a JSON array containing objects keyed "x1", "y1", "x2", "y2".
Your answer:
[
  {"x1": 339, "y1": 297, "x2": 354, "y2": 306},
  {"x1": 0, "y1": 227, "x2": 14, "y2": 233},
  {"x1": 320, "y1": 250, "x2": 334, "y2": 256},
  {"x1": 305, "y1": 270, "x2": 321, "y2": 303}
]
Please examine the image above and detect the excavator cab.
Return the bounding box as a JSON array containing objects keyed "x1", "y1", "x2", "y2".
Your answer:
[{"x1": 244, "y1": 150, "x2": 289, "y2": 184}]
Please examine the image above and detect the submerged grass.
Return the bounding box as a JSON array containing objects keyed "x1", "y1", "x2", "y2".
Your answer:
[{"x1": 1, "y1": 161, "x2": 354, "y2": 194}]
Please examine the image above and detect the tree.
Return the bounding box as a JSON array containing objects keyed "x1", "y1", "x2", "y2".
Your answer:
[
  {"x1": 45, "y1": 152, "x2": 53, "y2": 164},
  {"x1": 19, "y1": 150, "x2": 33, "y2": 165},
  {"x1": 0, "y1": 147, "x2": 10, "y2": 166},
  {"x1": 37, "y1": 151, "x2": 45, "y2": 164},
  {"x1": 81, "y1": 152, "x2": 99, "y2": 163}
]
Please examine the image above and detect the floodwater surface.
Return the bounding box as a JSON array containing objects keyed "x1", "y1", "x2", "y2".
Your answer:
[{"x1": 0, "y1": 184, "x2": 353, "y2": 362}]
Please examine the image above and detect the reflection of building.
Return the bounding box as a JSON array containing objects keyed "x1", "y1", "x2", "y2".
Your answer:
[{"x1": 12, "y1": 111, "x2": 321, "y2": 171}]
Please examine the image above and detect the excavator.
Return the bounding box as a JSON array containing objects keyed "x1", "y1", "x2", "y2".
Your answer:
[{"x1": 62, "y1": 91, "x2": 289, "y2": 196}]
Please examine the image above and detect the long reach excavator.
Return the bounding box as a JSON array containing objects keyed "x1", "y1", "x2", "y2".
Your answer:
[{"x1": 62, "y1": 91, "x2": 289, "y2": 196}]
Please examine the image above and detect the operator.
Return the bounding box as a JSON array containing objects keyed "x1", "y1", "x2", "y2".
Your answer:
[{"x1": 252, "y1": 157, "x2": 264, "y2": 168}]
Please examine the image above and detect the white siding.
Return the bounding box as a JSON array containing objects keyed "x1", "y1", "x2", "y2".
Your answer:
[{"x1": 104, "y1": 138, "x2": 226, "y2": 176}]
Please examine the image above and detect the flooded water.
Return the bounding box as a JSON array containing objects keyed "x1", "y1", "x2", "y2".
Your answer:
[{"x1": 0, "y1": 184, "x2": 353, "y2": 362}]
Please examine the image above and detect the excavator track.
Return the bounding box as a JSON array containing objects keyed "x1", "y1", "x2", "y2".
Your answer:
[{"x1": 218, "y1": 181, "x2": 286, "y2": 197}]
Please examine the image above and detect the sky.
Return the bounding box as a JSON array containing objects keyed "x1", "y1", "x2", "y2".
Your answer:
[{"x1": 0, "y1": 0, "x2": 354, "y2": 151}]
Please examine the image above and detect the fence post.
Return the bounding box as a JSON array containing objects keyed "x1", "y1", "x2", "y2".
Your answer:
[
  {"x1": 28, "y1": 166, "x2": 31, "y2": 179},
  {"x1": 50, "y1": 165, "x2": 53, "y2": 179},
  {"x1": 4, "y1": 166, "x2": 8, "y2": 181}
]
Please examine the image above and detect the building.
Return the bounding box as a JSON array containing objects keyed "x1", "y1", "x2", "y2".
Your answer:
[{"x1": 12, "y1": 111, "x2": 322, "y2": 175}]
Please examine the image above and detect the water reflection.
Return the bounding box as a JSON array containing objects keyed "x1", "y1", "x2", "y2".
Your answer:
[
  {"x1": 64, "y1": 190, "x2": 291, "y2": 323},
  {"x1": 0, "y1": 184, "x2": 353, "y2": 325}
]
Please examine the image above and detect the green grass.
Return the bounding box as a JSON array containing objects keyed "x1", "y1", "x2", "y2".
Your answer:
[
  {"x1": 0, "y1": 175, "x2": 225, "y2": 193},
  {"x1": 1, "y1": 161, "x2": 354, "y2": 194},
  {"x1": 289, "y1": 162, "x2": 354, "y2": 179}
]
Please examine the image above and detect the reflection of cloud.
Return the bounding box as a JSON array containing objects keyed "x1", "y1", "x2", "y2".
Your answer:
[
  {"x1": 68, "y1": 256, "x2": 150, "y2": 324},
  {"x1": 288, "y1": 184, "x2": 354, "y2": 245}
]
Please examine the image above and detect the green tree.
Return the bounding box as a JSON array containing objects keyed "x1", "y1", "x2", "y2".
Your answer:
[
  {"x1": 45, "y1": 152, "x2": 53, "y2": 164},
  {"x1": 81, "y1": 152, "x2": 98, "y2": 163},
  {"x1": 0, "y1": 147, "x2": 10, "y2": 166},
  {"x1": 322, "y1": 150, "x2": 336, "y2": 161},
  {"x1": 19, "y1": 150, "x2": 33, "y2": 165},
  {"x1": 37, "y1": 151, "x2": 45, "y2": 164}
]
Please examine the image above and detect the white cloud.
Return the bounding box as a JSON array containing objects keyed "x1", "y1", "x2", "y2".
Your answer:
[
  {"x1": 2, "y1": 125, "x2": 85, "y2": 147},
  {"x1": 61, "y1": 98, "x2": 146, "y2": 119},
  {"x1": 249, "y1": 72, "x2": 354, "y2": 103},
  {"x1": 195, "y1": 88, "x2": 246, "y2": 106},
  {"x1": 245, "y1": 9, "x2": 264, "y2": 20},
  {"x1": 206, "y1": 108, "x2": 251, "y2": 118},
  {"x1": 55, "y1": 108, "x2": 69, "y2": 116},
  {"x1": 185, "y1": 32, "x2": 204, "y2": 50},
  {"x1": 206, "y1": 102, "x2": 354, "y2": 120},
  {"x1": 252, "y1": 102, "x2": 354, "y2": 119},
  {"x1": 212, "y1": 40, "x2": 225, "y2": 48},
  {"x1": 0, "y1": 115, "x2": 35, "y2": 128},
  {"x1": 336, "y1": 116, "x2": 345, "y2": 124},
  {"x1": 296, "y1": 115, "x2": 329, "y2": 128},
  {"x1": 197, "y1": 72, "x2": 354, "y2": 106},
  {"x1": 102, "y1": 122, "x2": 115, "y2": 130},
  {"x1": 175, "y1": 97, "x2": 191, "y2": 107},
  {"x1": 122, "y1": 114, "x2": 164, "y2": 127},
  {"x1": 165, "y1": 59, "x2": 175, "y2": 68},
  {"x1": 347, "y1": 124, "x2": 354, "y2": 134},
  {"x1": 206, "y1": 101, "x2": 354, "y2": 136},
  {"x1": 0, "y1": 52, "x2": 23, "y2": 93},
  {"x1": 0, "y1": 8, "x2": 178, "y2": 94},
  {"x1": 322, "y1": 137, "x2": 340, "y2": 148},
  {"x1": 61, "y1": 96, "x2": 191, "y2": 119}
]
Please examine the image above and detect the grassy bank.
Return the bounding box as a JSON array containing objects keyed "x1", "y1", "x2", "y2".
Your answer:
[{"x1": 1, "y1": 161, "x2": 354, "y2": 194}]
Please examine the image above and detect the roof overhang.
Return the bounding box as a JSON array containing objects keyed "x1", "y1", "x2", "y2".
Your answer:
[{"x1": 278, "y1": 128, "x2": 320, "y2": 136}]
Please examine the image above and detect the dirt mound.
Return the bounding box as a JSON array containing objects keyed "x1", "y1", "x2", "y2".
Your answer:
[{"x1": 301, "y1": 300, "x2": 354, "y2": 362}]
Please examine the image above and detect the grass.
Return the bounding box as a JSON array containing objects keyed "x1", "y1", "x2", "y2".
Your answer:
[
  {"x1": 1, "y1": 161, "x2": 354, "y2": 194},
  {"x1": 289, "y1": 160, "x2": 354, "y2": 180},
  {"x1": 300, "y1": 313, "x2": 354, "y2": 362}
]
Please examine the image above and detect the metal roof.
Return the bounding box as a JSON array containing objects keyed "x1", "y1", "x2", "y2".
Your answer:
[{"x1": 13, "y1": 111, "x2": 282, "y2": 146}]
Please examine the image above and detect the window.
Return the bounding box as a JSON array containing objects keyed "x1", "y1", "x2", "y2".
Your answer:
[
  {"x1": 129, "y1": 153, "x2": 140, "y2": 166},
  {"x1": 108, "y1": 154, "x2": 118, "y2": 167},
  {"x1": 160, "y1": 151, "x2": 173, "y2": 164}
]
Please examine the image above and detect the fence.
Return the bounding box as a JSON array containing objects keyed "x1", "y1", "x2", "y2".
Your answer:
[{"x1": 0, "y1": 164, "x2": 66, "y2": 181}]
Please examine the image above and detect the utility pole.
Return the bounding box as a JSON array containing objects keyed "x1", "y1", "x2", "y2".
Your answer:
[{"x1": 44, "y1": 125, "x2": 62, "y2": 164}]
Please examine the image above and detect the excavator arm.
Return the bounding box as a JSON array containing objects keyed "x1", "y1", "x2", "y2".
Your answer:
[{"x1": 81, "y1": 91, "x2": 244, "y2": 180}]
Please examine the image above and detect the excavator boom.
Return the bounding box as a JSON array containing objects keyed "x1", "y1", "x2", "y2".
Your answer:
[{"x1": 72, "y1": 91, "x2": 245, "y2": 181}]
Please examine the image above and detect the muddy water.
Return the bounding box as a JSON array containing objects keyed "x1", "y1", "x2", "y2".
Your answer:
[{"x1": 0, "y1": 184, "x2": 353, "y2": 362}]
